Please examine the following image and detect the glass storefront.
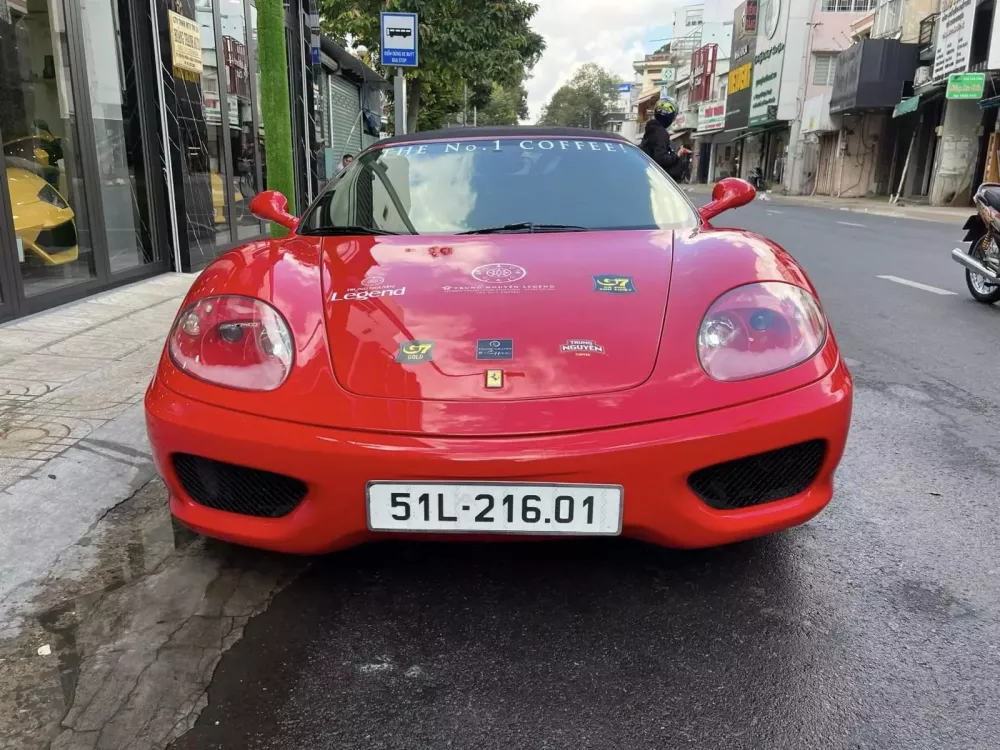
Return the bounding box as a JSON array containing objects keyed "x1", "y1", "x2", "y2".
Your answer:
[
  {"x1": 0, "y1": 0, "x2": 167, "y2": 317},
  {"x1": 170, "y1": 0, "x2": 266, "y2": 268},
  {"x1": 1, "y1": 0, "x2": 98, "y2": 297},
  {"x1": 0, "y1": 0, "x2": 303, "y2": 320}
]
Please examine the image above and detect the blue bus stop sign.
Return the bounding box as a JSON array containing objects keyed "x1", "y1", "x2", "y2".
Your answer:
[{"x1": 381, "y1": 12, "x2": 418, "y2": 67}]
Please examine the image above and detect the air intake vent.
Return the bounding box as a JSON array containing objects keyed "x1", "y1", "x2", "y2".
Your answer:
[
  {"x1": 688, "y1": 440, "x2": 827, "y2": 510},
  {"x1": 172, "y1": 454, "x2": 307, "y2": 518}
]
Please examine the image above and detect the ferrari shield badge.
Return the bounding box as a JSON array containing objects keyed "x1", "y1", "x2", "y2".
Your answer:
[
  {"x1": 592, "y1": 275, "x2": 637, "y2": 294},
  {"x1": 485, "y1": 369, "x2": 504, "y2": 389},
  {"x1": 396, "y1": 340, "x2": 434, "y2": 363}
]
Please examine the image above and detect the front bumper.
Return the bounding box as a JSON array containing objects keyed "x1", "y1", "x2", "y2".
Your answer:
[{"x1": 145, "y1": 360, "x2": 853, "y2": 554}]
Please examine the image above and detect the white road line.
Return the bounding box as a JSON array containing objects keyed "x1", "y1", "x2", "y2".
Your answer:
[
  {"x1": 766, "y1": 209, "x2": 784, "y2": 214},
  {"x1": 877, "y1": 275, "x2": 957, "y2": 296},
  {"x1": 837, "y1": 221, "x2": 866, "y2": 227}
]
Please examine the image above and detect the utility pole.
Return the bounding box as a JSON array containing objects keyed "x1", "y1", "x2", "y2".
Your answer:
[{"x1": 463, "y1": 82, "x2": 468, "y2": 127}]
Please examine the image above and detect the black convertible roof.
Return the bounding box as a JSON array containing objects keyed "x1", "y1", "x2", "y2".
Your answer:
[{"x1": 377, "y1": 126, "x2": 630, "y2": 146}]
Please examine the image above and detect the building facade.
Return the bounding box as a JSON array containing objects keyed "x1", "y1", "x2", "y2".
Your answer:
[{"x1": 0, "y1": 0, "x2": 383, "y2": 322}]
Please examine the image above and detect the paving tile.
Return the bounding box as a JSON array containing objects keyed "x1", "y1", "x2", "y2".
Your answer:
[
  {"x1": 41, "y1": 334, "x2": 145, "y2": 361},
  {"x1": 0, "y1": 329, "x2": 64, "y2": 354},
  {"x1": 0, "y1": 354, "x2": 105, "y2": 384}
]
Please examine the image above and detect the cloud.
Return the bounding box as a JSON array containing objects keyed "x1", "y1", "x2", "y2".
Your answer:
[{"x1": 525, "y1": 0, "x2": 681, "y2": 122}]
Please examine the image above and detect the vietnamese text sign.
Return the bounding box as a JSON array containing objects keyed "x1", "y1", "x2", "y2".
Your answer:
[
  {"x1": 381, "y1": 12, "x2": 418, "y2": 67},
  {"x1": 946, "y1": 72, "x2": 985, "y2": 99},
  {"x1": 618, "y1": 82, "x2": 632, "y2": 93},
  {"x1": 168, "y1": 10, "x2": 203, "y2": 79},
  {"x1": 933, "y1": 0, "x2": 975, "y2": 80},
  {"x1": 697, "y1": 101, "x2": 727, "y2": 132},
  {"x1": 749, "y1": 0, "x2": 788, "y2": 126}
]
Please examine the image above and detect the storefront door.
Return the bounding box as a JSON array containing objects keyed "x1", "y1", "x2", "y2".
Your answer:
[{"x1": 0, "y1": 0, "x2": 167, "y2": 320}]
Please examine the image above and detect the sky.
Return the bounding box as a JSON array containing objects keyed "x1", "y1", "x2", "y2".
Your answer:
[{"x1": 524, "y1": 0, "x2": 679, "y2": 122}]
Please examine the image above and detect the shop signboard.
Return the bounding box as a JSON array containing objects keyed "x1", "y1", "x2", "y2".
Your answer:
[
  {"x1": 749, "y1": 0, "x2": 788, "y2": 127},
  {"x1": 689, "y1": 44, "x2": 718, "y2": 105},
  {"x1": 168, "y1": 10, "x2": 203, "y2": 80},
  {"x1": 697, "y1": 101, "x2": 726, "y2": 133},
  {"x1": 946, "y1": 71, "x2": 985, "y2": 99},
  {"x1": 744, "y1": 0, "x2": 757, "y2": 34},
  {"x1": 725, "y1": 1, "x2": 758, "y2": 131},
  {"x1": 933, "y1": 0, "x2": 976, "y2": 81}
]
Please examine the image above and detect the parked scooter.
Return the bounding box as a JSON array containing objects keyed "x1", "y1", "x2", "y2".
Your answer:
[
  {"x1": 747, "y1": 167, "x2": 766, "y2": 191},
  {"x1": 951, "y1": 182, "x2": 1000, "y2": 304}
]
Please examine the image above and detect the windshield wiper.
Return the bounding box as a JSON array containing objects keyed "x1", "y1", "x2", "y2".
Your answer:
[
  {"x1": 458, "y1": 222, "x2": 589, "y2": 235},
  {"x1": 302, "y1": 225, "x2": 402, "y2": 236}
]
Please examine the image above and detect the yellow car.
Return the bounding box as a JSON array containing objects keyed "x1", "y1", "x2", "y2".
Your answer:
[
  {"x1": 211, "y1": 170, "x2": 244, "y2": 224},
  {"x1": 5, "y1": 166, "x2": 78, "y2": 266}
]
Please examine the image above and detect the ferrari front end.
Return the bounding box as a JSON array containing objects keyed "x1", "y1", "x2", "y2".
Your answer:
[{"x1": 145, "y1": 128, "x2": 853, "y2": 554}]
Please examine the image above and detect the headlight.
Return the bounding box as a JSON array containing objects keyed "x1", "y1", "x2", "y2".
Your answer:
[
  {"x1": 698, "y1": 282, "x2": 827, "y2": 382},
  {"x1": 37, "y1": 183, "x2": 68, "y2": 209},
  {"x1": 168, "y1": 296, "x2": 294, "y2": 391}
]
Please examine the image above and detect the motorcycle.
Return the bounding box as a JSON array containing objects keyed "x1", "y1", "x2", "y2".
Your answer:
[
  {"x1": 951, "y1": 182, "x2": 1000, "y2": 304},
  {"x1": 747, "y1": 167, "x2": 766, "y2": 191}
]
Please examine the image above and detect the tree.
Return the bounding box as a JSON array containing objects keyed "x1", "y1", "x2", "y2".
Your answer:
[
  {"x1": 537, "y1": 63, "x2": 621, "y2": 130},
  {"x1": 257, "y1": 0, "x2": 296, "y2": 235},
  {"x1": 318, "y1": 0, "x2": 544, "y2": 133},
  {"x1": 476, "y1": 82, "x2": 529, "y2": 126}
]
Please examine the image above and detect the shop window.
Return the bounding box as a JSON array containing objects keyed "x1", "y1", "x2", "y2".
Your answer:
[
  {"x1": 821, "y1": 0, "x2": 876, "y2": 11},
  {"x1": 0, "y1": 0, "x2": 98, "y2": 296},
  {"x1": 221, "y1": 0, "x2": 260, "y2": 240},
  {"x1": 79, "y1": 0, "x2": 157, "y2": 273},
  {"x1": 172, "y1": 0, "x2": 231, "y2": 265}
]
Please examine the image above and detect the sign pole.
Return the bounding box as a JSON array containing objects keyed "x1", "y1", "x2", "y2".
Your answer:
[{"x1": 394, "y1": 69, "x2": 407, "y2": 135}]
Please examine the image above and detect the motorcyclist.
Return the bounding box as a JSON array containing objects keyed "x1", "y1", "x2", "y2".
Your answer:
[{"x1": 639, "y1": 96, "x2": 691, "y2": 182}]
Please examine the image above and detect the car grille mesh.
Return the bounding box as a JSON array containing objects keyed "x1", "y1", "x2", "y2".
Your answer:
[
  {"x1": 687, "y1": 440, "x2": 827, "y2": 510},
  {"x1": 172, "y1": 453, "x2": 307, "y2": 518}
]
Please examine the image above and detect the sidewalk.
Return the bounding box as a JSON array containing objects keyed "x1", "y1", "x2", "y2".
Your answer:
[
  {"x1": 0, "y1": 273, "x2": 195, "y2": 632},
  {"x1": 684, "y1": 183, "x2": 972, "y2": 225}
]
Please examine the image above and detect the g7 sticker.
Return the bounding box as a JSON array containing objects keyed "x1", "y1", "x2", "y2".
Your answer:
[
  {"x1": 395, "y1": 340, "x2": 434, "y2": 363},
  {"x1": 593, "y1": 276, "x2": 637, "y2": 294}
]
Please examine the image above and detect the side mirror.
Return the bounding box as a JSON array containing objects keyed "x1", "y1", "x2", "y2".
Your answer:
[
  {"x1": 249, "y1": 190, "x2": 299, "y2": 231},
  {"x1": 698, "y1": 177, "x2": 756, "y2": 223}
]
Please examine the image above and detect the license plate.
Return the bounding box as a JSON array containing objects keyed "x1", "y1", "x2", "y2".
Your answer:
[{"x1": 366, "y1": 482, "x2": 623, "y2": 535}]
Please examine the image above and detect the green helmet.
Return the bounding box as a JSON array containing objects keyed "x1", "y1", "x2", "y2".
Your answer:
[{"x1": 654, "y1": 96, "x2": 678, "y2": 126}]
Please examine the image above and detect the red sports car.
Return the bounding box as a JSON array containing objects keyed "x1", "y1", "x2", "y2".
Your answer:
[{"x1": 145, "y1": 127, "x2": 852, "y2": 554}]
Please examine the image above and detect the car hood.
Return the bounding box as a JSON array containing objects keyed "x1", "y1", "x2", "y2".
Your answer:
[{"x1": 320, "y1": 231, "x2": 675, "y2": 401}]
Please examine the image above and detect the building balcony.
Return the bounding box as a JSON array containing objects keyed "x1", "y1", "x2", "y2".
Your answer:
[
  {"x1": 918, "y1": 13, "x2": 938, "y2": 63},
  {"x1": 872, "y1": 0, "x2": 901, "y2": 39}
]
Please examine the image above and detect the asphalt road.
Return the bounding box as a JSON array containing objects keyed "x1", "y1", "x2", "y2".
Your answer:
[{"x1": 7, "y1": 198, "x2": 1000, "y2": 749}]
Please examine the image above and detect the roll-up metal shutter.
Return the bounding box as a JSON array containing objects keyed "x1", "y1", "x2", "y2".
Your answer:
[{"x1": 330, "y1": 75, "x2": 362, "y2": 161}]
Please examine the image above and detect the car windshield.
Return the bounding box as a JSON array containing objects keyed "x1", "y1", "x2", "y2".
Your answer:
[{"x1": 299, "y1": 136, "x2": 698, "y2": 236}]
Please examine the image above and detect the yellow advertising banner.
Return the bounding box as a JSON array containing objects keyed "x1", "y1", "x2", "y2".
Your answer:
[{"x1": 168, "y1": 10, "x2": 203, "y2": 81}]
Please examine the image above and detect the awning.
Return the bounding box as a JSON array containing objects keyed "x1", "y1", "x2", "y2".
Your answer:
[
  {"x1": 893, "y1": 95, "x2": 920, "y2": 118},
  {"x1": 731, "y1": 121, "x2": 788, "y2": 142},
  {"x1": 703, "y1": 129, "x2": 742, "y2": 145},
  {"x1": 637, "y1": 89, "x2": 660, "y2": 106},
  {"x1": 670, "y1": 128, "x2": 694, "y2": 141}
]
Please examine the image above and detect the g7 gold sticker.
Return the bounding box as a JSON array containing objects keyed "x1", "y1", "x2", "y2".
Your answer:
[{"x1": 396, "y1": 340, "x2": 434, "y2": 363}]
